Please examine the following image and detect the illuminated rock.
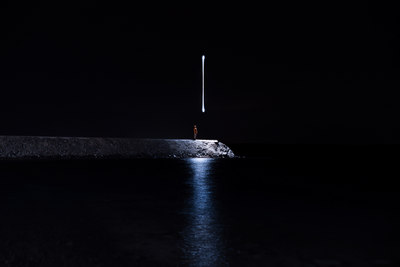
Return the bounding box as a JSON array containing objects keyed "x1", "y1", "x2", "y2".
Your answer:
[{"x1": 0, "y1": 136, "x2": 235, "y2": 159}]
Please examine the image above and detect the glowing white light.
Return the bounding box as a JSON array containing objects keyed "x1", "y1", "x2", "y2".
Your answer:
[{"x1": 202, "y1": 55, "x2": 205, "y2": 113}]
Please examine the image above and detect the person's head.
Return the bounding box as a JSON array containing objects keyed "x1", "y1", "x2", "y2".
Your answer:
[{"x1": 194, "y1": 125, "x2": 197, "y2": 128}]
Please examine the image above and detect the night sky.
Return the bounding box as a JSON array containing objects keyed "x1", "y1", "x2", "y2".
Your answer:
[{"x1": 1, "y1": 1, "x2": 399, "y2": 143}]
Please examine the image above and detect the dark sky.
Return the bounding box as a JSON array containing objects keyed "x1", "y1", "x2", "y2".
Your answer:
[{"x1": 1, "y1": 1, "x2": 400, "y2": 143}]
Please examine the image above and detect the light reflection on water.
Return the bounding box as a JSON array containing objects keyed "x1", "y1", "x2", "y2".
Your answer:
[{"x1": 182, "y1": 158, "x2": 226, "y2": 266}]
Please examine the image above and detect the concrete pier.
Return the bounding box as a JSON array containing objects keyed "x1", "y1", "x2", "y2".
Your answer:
[{"x1": 0, "y1": 136, "x2": 235, "y2": 160}]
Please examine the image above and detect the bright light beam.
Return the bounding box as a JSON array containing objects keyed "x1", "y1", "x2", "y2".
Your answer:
[{"x1": 202, "y1": 55, "x2": 205, "y2": 113}]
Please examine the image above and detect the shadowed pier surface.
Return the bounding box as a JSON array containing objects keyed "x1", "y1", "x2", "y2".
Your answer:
[{"x1": 0, "y1": 136, "x2": 234, "y2": 160}]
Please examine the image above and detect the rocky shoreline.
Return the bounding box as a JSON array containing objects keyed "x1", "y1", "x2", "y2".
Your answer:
[{"x1": 0, "y1": 136, "x2": 235, "y2": 160}]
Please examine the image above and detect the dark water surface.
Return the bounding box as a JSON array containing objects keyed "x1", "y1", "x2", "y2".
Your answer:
[{"x1": 0, "y1": 158, "x2": 399, "y2": 266}]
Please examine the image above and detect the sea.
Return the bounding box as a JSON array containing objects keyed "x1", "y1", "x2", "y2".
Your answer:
[{"x1": 0, "y1": 152, "x2": 399, "y2": 266}]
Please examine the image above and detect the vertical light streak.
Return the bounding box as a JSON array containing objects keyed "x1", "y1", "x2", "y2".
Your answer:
[{"x1": 202, "y1": 55, "x2": 205, "y2": 113}]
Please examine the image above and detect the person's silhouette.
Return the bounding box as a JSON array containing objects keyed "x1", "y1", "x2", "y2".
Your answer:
[{"x1": 193, "y1": 125, "x2": 198, "y2": 140}]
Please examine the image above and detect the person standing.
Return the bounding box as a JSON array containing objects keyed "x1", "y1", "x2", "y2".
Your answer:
[{"x1": 193, "y1": 125, "x2": 198, "y2": 140}]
